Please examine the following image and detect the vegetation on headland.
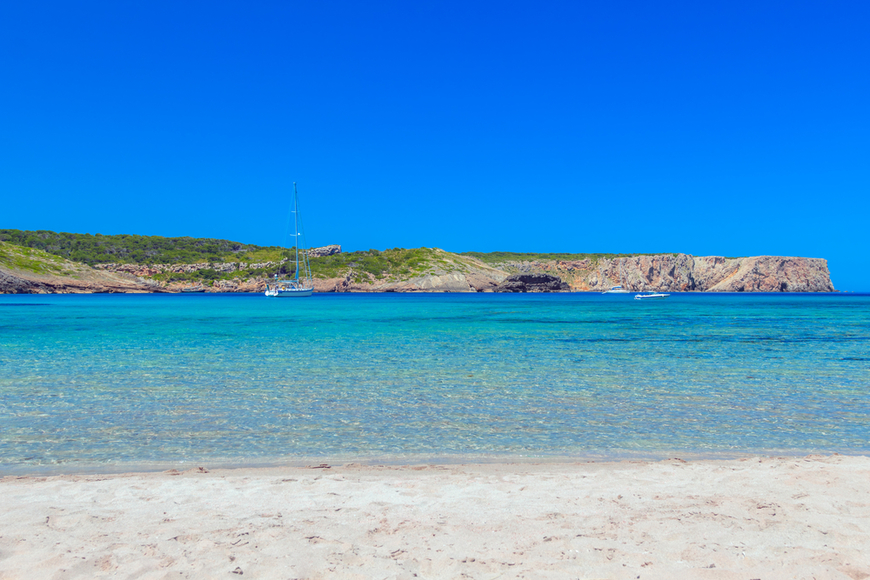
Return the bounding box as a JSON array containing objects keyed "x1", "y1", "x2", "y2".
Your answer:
[
  {"x1": 151, "y1": 261, "x2": 296, "y2": 284},
  {"x1": 310, "y1": 248, "x2": 444, "y2": 281},
  {"x1": 0, "y1": 231, "x2": 467, "y2": 285},
  {"x1": 0, "y1": 231, "x2": 831, "y2": 293},
  {"x1": 1, "y1": 229, "x2": 680, "y2": 271},
  {"x1": 0, "y1": 241, "x2": 81, "y2": 277},
  {"x1": 461, "y1": 251, "x2": 676, "y2": 264},
  {"x1": 0, "y1": 229, "x2": 285, "y2": 265},
  {"x1": 148, "y1": 248, "x2": 462, "y2": 284},
  {"x1": 1, "y1": 228, "x2": 697, "y2": 287}
]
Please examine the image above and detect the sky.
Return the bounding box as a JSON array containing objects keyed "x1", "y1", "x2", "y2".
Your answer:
[{"x1": 1, "y1": 1, "x2": 868, "y2": 290}]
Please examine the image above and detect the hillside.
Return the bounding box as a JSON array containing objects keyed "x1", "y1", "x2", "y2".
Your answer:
[
  {"x1": 0, "y1": 230, "x2": 835, "y2": 293},
  {"x1": 0, "y1": 229, "x2": 286, "y2": 265},
  {"x1": 83, "y1": 247, "x2": 509, "y2": 293},
  {"x1": 0, "y1": 241, "x2": 158, "y2": 294}
]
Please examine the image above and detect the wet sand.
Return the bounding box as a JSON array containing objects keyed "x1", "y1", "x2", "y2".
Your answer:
[{"x1": 1, "y1": 455, "x2": 869, "y2": 579}]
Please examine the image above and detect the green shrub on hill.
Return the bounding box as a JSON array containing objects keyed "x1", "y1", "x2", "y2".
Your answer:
[
  {"x1": 461, "y1": 251, "x2": 676, "y2": 264},
  {"x1": 310, "y1": 248, "x2": 436, "y2": 279},
  {"x1": 0, "y1": 229, "x2": 285, "y2": 265},
  {"x1": 0, "y1": 241, "x2": 74, "y2": 275},
  {"x1": 1, "y1": 228, "x2": 693, "y2": 285}
]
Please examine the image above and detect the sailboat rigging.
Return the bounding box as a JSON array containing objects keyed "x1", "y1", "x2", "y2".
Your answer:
[{"x1": 264, "y1": 182, "x2": 314, "y2": 298}]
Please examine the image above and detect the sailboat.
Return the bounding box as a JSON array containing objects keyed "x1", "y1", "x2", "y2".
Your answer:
[{"x1": 265, "y1": 182, "x2": 314, "y2": 298}]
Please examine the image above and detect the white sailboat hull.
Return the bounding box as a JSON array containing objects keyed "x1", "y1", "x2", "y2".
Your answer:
[{"x1": 267, "y1": 287, "x2": 313, "y2": 298}]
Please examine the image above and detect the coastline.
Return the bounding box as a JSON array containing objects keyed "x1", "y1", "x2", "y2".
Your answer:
[
  {"x1": 1, "y1": 240, "x2": 837, "y2": 294},
  {"x1": 3, "y1": 447, "x2": 867, "y2": 478},
  {"x1": 3, "y1": 455, "x2": 868, "y2": 579}
]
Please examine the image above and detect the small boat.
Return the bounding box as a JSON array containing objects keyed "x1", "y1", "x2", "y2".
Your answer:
[
  {"x1": 634, "y1": 292, "x2": 670, "y2": 300},
  {"x1": 181, "y1": 286, "x2": 206, "y2": 293},
  {"x1": 265, "y1": 276, "x2": 313, "y2": 298},
  {"x1": 265, "y1": 182, "x2": 314, "y2": 298},
  {"x1": 602, "y1": 285, "x2": 629, "y2": 294}
]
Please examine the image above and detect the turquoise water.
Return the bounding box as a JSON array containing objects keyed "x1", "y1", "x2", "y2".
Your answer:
[{"x1": 1, "y1": 292, "x2": 868, "y2": 473}]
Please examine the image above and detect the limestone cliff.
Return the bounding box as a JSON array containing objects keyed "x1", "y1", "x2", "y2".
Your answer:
[
  {"x1": 535, "y1": 254, "x2": 834, "y2": 292},
  {"x1": 307, "y1": 245, "x2": 342, "y2": 257},
  {"x1": 308, "y1": 252, "x2": 833, "y2": 293}
]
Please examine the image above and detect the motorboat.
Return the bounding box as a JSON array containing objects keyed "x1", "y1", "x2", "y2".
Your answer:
[
  {"x1": 602, "y1": 285, "x2": 629, "y2": 294},
  {"x1": 634, "y1": 292, "x2": 670, "y2": 300}
]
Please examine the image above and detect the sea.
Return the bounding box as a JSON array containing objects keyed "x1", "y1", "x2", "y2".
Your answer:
[{"x1": 1, "y1": 292, "x2": 868, "y2": 474}]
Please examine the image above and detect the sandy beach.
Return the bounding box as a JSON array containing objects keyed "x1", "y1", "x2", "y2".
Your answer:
[{"x1": 0, "y1": 455, "x2": 868, "y2": 579}]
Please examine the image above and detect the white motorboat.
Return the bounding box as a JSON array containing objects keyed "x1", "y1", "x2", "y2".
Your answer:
[
  {"x1": 265, "y1": 182, "x2": 314, "y2": 298},
  {"x1": 602, "y1": 285, "x2": 629, "y2": 294},
  {"x1": 634, "y1": 292, "x2": 670, "y2": 300}
]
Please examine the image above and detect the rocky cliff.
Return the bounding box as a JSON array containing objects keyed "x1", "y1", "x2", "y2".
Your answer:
[
  {"x1": 494, "y1": 273, "x2": 570, "y2": 293},
  {"x1": 530, "y1": 254, "x2": 834, "y2": 292},
  {"x1": 308, "y1": 253, "x2": 833, "y2": 293},
  {"x1": 93, "y1": 260, "x2": 283, "y2": 277},
  {"x1": 307, "y1": 245, "x2": 342, "y2": 257}
]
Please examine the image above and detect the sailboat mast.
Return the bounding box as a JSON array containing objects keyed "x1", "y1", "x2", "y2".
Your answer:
[{"x1": 293, "y1": 182, "x2": 300, "y2": 282}]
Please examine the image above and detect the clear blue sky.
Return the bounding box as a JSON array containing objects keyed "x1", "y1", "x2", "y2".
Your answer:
[{"x1": 1, "y1": 1, "x2": 868, "y2": 290}]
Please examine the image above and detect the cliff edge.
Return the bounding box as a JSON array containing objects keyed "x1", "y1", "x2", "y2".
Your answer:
[{"x1": 539, "y1": 254, "x2": 834, "y2": 292}]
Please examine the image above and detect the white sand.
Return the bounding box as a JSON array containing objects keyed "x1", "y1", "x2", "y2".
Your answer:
[{"x1": 1, "y1": 455, "x2": 869, "y2": 579}]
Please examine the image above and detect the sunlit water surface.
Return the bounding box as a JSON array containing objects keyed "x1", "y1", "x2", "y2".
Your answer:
[{"x1": 1, "y1": 292, "x2": 868, "y2": 473}]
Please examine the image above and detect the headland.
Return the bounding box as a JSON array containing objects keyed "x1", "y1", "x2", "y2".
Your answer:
[{"x1": 0, "y1": 230, "x2": 835, "y2": 294}]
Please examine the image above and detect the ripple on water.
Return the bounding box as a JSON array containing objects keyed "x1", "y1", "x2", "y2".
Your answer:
[{"x1": 0, "y1": 292, "x2": 869, "y2": 472}]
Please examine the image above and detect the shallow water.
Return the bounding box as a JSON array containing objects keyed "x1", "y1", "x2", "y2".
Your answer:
[{"x1": 1, "y1": 292, "x2": 868, "y2": 473}]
